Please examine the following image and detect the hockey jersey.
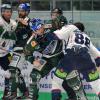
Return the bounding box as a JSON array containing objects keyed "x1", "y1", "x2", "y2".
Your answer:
[
  {"x1": 0, "y1": 16, "x2": 17, "y2": 57},
  {"x1": 54, "y1": 24, "x2": 100, "y2": 59},
  {"x1": 15, "y1": 17, "x2": 31, "y2": 47}
]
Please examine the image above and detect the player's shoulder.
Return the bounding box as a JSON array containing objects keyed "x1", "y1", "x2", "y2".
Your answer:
[
  {"x1": 0, "y1": 16, "x2": 2, "y2": 21},
  {"x1": 10, "y1": 19, "x2": 17, "y2": 24},
  {"x1": 0, "y1": 16, "x2": 4, "y2": 25},
  {"x1": 63, "y1": 24, "x2": 78, "y2": 31},
  {"x1": 82, "y1": 32, "x2": 90, "y2": 39},
  {"x1": 54, "y1": 24, "x2": 78, "y2": 34},
  {"x1": 10, "y1": 19, "x2": 17, "y2": 27}
]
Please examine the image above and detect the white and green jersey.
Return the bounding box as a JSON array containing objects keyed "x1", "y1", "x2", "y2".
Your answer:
[{"x1": 0, "y1": 16, "x2": 17, "y2": 57}]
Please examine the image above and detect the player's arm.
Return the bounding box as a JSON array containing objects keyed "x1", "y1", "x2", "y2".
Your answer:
[
  {"x1": 53, "y1": 25, "x2": 77, "y2": 40},
  {"x1": 53, "y1": 26, "x2": 70, "y2": 40}
]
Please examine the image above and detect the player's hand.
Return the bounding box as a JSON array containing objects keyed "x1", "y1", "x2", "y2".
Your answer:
[
  {"x1": 17, "y1": 18, "x2": 28, "y2": 25},
  {"x1": 33, "y1": 59, "x2": 41, "y2": 67},
  {"x1": 32, "y1": 32, "x2": 36, "y2": 37}
]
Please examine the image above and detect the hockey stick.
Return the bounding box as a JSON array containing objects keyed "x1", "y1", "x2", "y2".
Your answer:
[{"x1": 0, "y1": 46, "x2": 21, "y2": 56}]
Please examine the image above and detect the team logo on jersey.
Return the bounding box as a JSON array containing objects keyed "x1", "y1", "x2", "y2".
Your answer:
[{"x1": 31, "y1": 41, "x2": 37, "y2": 47}]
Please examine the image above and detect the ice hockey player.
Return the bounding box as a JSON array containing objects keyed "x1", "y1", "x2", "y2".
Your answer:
[
  {"x1": 0, "y1": 4, "x2": 17, "y2": 99},
  {"x1": 53, "y1": 22, "x2": 100, "y2": 99},
  {"x1": 7, "y1": 3, "x2": 31, "y2": 99}
]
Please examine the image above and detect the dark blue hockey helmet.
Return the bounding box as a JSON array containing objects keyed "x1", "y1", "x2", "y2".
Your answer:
[
  {"x1": 26, "y1": 3, "x2": 30, "y2": 13},
  {"x1": 18, "y1": 3, "x2": 30, "y2": 11},
  {"x1": 29, "y1": 18, "x2": 44, "y2": 32}
]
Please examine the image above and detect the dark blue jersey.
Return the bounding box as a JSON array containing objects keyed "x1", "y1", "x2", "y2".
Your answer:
[{"x1": 15, "y1": 17, "x2": 32, "y2": 47}]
